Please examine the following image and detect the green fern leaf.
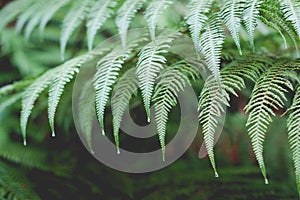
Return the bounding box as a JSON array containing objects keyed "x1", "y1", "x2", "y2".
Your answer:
[
  {"x1": 244, "y1": 63, "x2": 296, "y2": 184},
  {"x1": 111, "y1": 68, "x2": 139, "y2": 154},
  {"x1": 286, "y1": 85, "x2": 300, "y2": 195},
  {"x1": 21, "y1": 70, "x2": 56, "y2": 145},
  {"x1": 185, "y1": 0, "x2": 213, "y2": 51},
  {"x1": 153, "y1": 62, "x2": 199, "y2": 161},
  {"x1": 145, "y1": 0, "x2": 175, "y2": 41},
  {"x1": 199, "y1": 17, "x2": 224, "y2": 79},
  {"x1": 39, "y1": 0, "x2": 71, "y2": 35},
  {"x1": 220, "y1": 0, "x2": 245, "y2": 55},
  {"x1": 280, "y1": 0, "x2": 300, "y2": 39},
  {"x1": 0, "y1": 0, "x2": 34, "y2": 32},
  {"x1": 243, "y1": 0, "x2": 263, "y2": 48},
  {"x1": 136, "y1": 32, "x2": 180, "y2": 122},
  {"x1": 115, "y1": 0, "x2": 146, "y2": 49},
  {"x1": 78, "y1": 80, "x2": 96, "y2": 154},
  {"x1": 86, "y1": 0, "x2": 117, "y2": 51},
  {"x1": 93, "y1": 40, "x2": 140, "y2": 135},
  {"x1": 60, "y1": 0, "x2": 93, "y2": 60},
  {"x1": 48, "y1": 57, "x2": 81, "y2": 137}
]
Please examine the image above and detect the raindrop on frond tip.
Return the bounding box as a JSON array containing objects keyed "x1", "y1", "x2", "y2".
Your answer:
[
  {"x1": 117, "y1": 148, "x2": 120, "y2": 155},
  {"x1": 147, "y1": 116, "x2": 151, "y2": 123},
  {"x1": 23, "y1": 139, "x2": 27, "y2": 146},
  {"x1": 102, "y1": 130, "x2": 105, "y2": 136},
  {"x1": 265, "y1": 178, "x2": 269, "y2": 185},
  {"x1": 51, "y1": 132, "x2": 56, "y2": 137},
  {"x1": 90, "y1": 150, "x2": 95, "y2": 155},
  {"x1": 215, "y1": 172, "x2": 219, "y2": 178}
]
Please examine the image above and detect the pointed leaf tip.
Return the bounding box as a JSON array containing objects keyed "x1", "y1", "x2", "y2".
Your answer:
[
  {"x1": 101, "y1": 130, "x2": 105, "y2": 136},
  {"x1": 23, "y1": 140, "x2": 27, "y2": 146},
  {"x1": 147, "y1": 116, "x2": 151, "y2": 123},
  {"x1": 265, "y1": 178, "x2": 269, "y2": 185},
  {"x1": 117, "y1": 148, "x2": 120, "y2": 155},
  {"x1": 52, "y1": 132, "x2": 56, "y2": 137},
  {"x1": 215, "y1": 172, "x2": 219, "y2": 178}
]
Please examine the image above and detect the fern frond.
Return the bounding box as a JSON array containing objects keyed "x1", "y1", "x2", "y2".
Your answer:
[
  {"x1": 0, "y1": 0, "x2": 34, "y2": 32},
  {"x1": 286, "y1": 85, "x2": 300, "y2": 195},
  {"x1": 60, "y1": 0, "x2": 92, "y2": 60},
  {"x1": 39, "y1": 0, "x2": 71, "y2": 35},
  {"x1": 185, "y1": 0, "x2": 213, "y2": 51},
  {"x1": 115, "y1": 0, "x2": 146, "y2": 49},
  {"x1": 48, "y1": 58, "x2": 81, "y2": 137},
  {"x1": 20, "y1": 70, "x2": 56, "y2": 145},
  {"x1": 280, "y1": 0, "x2": 300, "y2": 39},
  {"x1": 136, "y1": 32, "x2": 180, "y2": 122},
  {"x1": 86, "y1": 0, "x2": 117, "y2": 51},
  {"x1": 93, "y1": 40, "x2": 140, "y2": 135},
  {"x1": 78, "y1": 80, "x2": 96, "y2": 154},
  {"x1": 199, "y1": 17, "x2": 224, "y2": 79},
  {"x1": 153, "y1": 62, "x2": 199, "y2": 161},
  {"x1": 243, "y1": 0, "x2": 263, "y2": 48},
  {"x1": 145, "y1": 0, "x2": 175, "y2": 41},
  {"x1": 244, "y1": 63, "x2": 296, "y2": 184},
  {"x1": 111, "y1": 68, "x2": 139, "y2": 154},
  {"x1": 220, "y1": 0, "x2": 245, "y2": 55}
]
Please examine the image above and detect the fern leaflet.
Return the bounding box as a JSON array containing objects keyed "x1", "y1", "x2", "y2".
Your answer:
[{"x1": 280, "y1": 0, "x2": 300, "y2": 39}]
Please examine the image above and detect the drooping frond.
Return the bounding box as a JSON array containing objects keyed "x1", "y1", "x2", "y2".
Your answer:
[
  {"x1": 286, "y1": 85, "x2": 300, "y2": 195},
  {"x1": 93, "y1": 40, "x2": 141, "y2": 135},
  {"x1": 111, "y1": 68, "x2": 139, "y2": 154},
  {"x1": 48, "y1": 57, "x2": 82, "y2": 137},
  {"x1": 198, "y1": 76, "x2": 229, "y2": 177},
  {"x1": 153, "y1": 62, "x2": 199, "y2": 161},
  {"x1": 78, "y1": 80, "x2": 96, "y2": 154},
  {"x1": 86, "y1": 0, "x2": 117, "y2": 51},
  {"x1": 220, "y1": 0, "x2": 245, "y2": 55},
  {"x1": 185, "y1": 0, "x2": 213, "y2": 51},
  {"x1": 0, "y1": 0, "x2": 34, "y2": 31},
  {"x1": 280, "y1": 0, "x2": 300, "y2": 39},
  {"x1": 21, "y1": 70, "x2": 56, "y2": 145},
  {"x1": 115, "y1": 0, "x2": 146, "y2": 49},
  {"x1": 136, "y1": 32, "x2": 180, "y2": 122},
  {"x1": 145, "y1": 0, "x2": 175, "y2": 41},
  {"x1": 199, "y1": 17, "x2": 224, "y2": 79},
  {"x1": 243, "y1": 0, "x2": 263, "y2": 48},
  {"x1": 244, "y1": 62, "x2": 297, "y2": 184},
  {"x1": 60, "y1": 0, "x2": 93, "y2": 59}
]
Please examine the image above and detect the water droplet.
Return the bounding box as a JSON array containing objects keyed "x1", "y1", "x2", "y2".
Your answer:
[
  {"x1": 215, "y1": 172, "x2": 219, "y2": 178},
  {"x1": 117, "y1": 148, "x2": 120, "y2": 155},
  {"x1": 52, "y1": 132, "x2": 56, "y2": 137},
  {"x1": 265, "y1": 179, "x2": 269, "y2": 185},
  {"x1": 102, "y1": 130, "x2": 105, "y2": 136},
  {"x1": 91, "y1": 150, "x2": 95, "y2": 155},
  {"x1": 147, "y1": 117, "x2": 151, "y2": 123},
  {"x1": 23, "y1": 140, "x2": 27, "y2": 146}
]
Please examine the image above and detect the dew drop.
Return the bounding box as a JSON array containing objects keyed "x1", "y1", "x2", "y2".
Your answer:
[
  {"x1": 265, "y1": 179, "x2": 269, "y2": 185},
  {"x1": 117, "y1": 148, "x2": 120, "y2": 155},
  {"x1": 23, "y1": 140, "x2": 27, "y2": 146},
  {"x1": 91, "y1": 150, "x2": 95, "y2": 155},
  {"x1": 215, "y1": 172, "x2": 219, "y2": 178},
  {"x1": 102, "y1": 130, "x2": 105, "y2": 136},
  {"x1": 147, "y1": 117, "x2": 151, "y2": 123},
  {"x1": 52, "y1": 132, "x2": 56, "y2": 137}
]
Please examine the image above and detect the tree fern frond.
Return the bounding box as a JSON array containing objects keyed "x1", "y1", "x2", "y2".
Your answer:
[
  {"x1": 15, "y1": 0, "x2": 47, "y2": 34},
  {"x1": 198, "y1": 76, "x2": 229, "y2": 177},
  {"x1": 286, "y1": 85, "x2": 300, "y2": 195},
  {"x1": 78, "y1": 80, "x2": 96, "y2": 154},
  {"x1": 136, "y1": 32, "x2": 180, "y2": 122},
  {"x1": 21, "y1": 70, "x2": 56, "y2": 145},
  {"x1": 244, "y1": 63, "x2": 296, "y2": 184},
  {"x1": 185, "y1": 0, "x2": 213, "y2": 51},
  {"x1": 220, "y1": 0, "x2": 245, "y2": 55},
  {"x1": 111, "y1": 68, "x2": 139, "y2": 154},
  {"x1": 199, "y1": 17, "x2": 224, "y2": 79},
  {"x1": 115, "y1": 0, "x2": 146, "y2": 49},
  {"x1": 145, "y1": 0, "x2": 175, "y2": 41},
  {"x1": 280, "y1": 0, "x2": 300, "y2": 39},
  {"x1": 243, "y1": 0, "x2": 263, "y2": 48},
  {"x1": 0, "y1": 0, "x2": 34, "y2": 32},
  {"x1": 93, "y1": 40, "x2": 141, "y2": 135},
  {"x1": 60, "y1": 0, "x2": 93, "y2": 60},
  {"x1": 86, "y1": 0, "x2": 117, "y2": 51},
  {"x1": 153, "y1": 62, "x2": 199, "y2": 161},
  {"x1": 48, "y1": 58, "x2": 81, "y2": 137},
  {"x1": 39, "y1": 0, "x2": 71, "y2": 35}
]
